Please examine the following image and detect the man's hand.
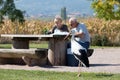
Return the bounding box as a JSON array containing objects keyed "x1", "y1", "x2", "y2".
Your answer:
[{"x1": 63, "y1": 33, "x2": 71, "y2": 40}]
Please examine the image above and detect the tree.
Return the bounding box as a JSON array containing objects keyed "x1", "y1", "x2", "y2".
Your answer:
[
  {"x1": 0, "y1": 0, "x2": 25, "y2": 23},
  {"x1": 91, "y1": 0, "x2": 120, "y2": 20}
]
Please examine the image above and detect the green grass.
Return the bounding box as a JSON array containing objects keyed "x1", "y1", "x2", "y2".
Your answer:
[
  {"x1": 30, "y1": 43, "x2": 48, "y2": 48},
  {"x1": 0, "y1": 43, "x2": 48, "y2": 49},
  {"x1": 0, "y1": 69, "x2": 119, "y2": 80},
  {"x1": 0, "y1": 44, "x2": 11, "y2": 49}
]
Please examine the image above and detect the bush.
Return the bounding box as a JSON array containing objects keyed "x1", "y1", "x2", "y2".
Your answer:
[
  {"x1": 91, "y1": 34, "x2": 110, "y2": 46},
  {"x1": 91, "y1": 34, "x2": 102, "y2": 46},
  {"x1": 112, "y1": 33, "x2": 120, "y2": 46}
]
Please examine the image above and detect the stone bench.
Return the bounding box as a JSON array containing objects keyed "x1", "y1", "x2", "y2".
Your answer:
[{"x1": 0, "y1": 48, "x2": 48, "y2": 66}]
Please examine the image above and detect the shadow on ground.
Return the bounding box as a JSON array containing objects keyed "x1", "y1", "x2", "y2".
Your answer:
[{"x1": 90, "y1": 63, "x2": 120, "y2": 67}]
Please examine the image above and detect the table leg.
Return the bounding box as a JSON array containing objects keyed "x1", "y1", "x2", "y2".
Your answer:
[
  {"x1": 12, "y1": 39, "x2": 29, "y2": 49},
  {"x1": 48, "y1": 38, "x2": 67, "y2": 66}
]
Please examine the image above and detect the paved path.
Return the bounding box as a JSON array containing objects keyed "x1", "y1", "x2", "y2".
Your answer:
[{"x1": 0, "y1": 48, "x2": 120, "y2": 74}]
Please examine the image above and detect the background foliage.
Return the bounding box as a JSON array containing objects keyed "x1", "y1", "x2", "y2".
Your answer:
[
  {"x1": 0, "y1": 0, "x2": 25, "y2": 24},
  {"x1": 91, "y1": 0, "x2": 120, "y2": 20}
]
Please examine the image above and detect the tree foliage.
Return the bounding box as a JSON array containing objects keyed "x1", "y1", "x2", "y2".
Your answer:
[
  {"x1": 91, "y1": 0, "x2": 120, "y2": 20},
  {"x1": 0, "y1": 0, "x2": 25, "y2": 23}
]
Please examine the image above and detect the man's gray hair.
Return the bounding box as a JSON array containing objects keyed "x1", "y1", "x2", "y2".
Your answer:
[{"x1": 69, "y1": 17, "x2": 78, "y2": 23}]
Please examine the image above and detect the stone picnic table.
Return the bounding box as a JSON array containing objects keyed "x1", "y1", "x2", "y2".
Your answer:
[{"x1": 0, "y1": 34, "x2": 68, "y2": 66}]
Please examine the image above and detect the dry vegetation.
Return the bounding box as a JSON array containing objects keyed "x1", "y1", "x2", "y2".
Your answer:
[{"x1": 0, "y1": 18, "x2": 120, "y2": 46}]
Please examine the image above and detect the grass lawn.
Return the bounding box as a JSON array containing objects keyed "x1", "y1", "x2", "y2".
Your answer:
[
  {"x1": 0, "y1": 69, "x2": 120, "y2": 80},
  {"x1": 0, "y1": 43, "x2": 48, "y2": 49}
]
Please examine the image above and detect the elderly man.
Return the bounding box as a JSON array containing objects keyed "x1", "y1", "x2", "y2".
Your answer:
[
  {"x1": 69, "y1": 17, "x2": 90, "y2": 49},
  {"x1": 68, "y1": 17, "x2": 90, "y2": 67},
  {"x1": 67, "y1": 17, "x2": 91, "y2": 76}
]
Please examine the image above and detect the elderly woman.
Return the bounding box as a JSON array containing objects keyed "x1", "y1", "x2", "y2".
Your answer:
[{"x1": 49, "y1": 16, "x2": 69, "y2": 34}]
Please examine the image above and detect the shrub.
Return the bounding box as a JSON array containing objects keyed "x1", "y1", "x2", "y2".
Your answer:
[{"x1": 91, "y1": 34, "x2": 110, "y2": 46}]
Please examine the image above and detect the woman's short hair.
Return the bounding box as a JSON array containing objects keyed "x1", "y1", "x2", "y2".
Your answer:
[{"x1": 54, "y1": 16, "x2": 62, "y2": 23}]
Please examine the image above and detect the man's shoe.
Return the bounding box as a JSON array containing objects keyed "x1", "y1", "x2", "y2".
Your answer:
[{"x1": 73, "y1": 49, "x2": 89, "y2": 67}]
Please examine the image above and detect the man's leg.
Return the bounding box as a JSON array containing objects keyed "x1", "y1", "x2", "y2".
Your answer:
[{"x1": 79, "y1": 49, "x2": 89, "y2": 67}]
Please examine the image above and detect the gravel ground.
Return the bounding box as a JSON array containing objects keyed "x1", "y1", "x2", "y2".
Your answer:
[{"x1": 0, "y1": 48, "x2": 120, "y2": 74}]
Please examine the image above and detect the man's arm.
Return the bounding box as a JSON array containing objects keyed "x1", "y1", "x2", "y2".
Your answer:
[
  {"x1": 64, "y1": 32, "x2": 71, "y2": 40},
  {"x1": 74, "y1": 32, "x2": 85, "y2": 38}
]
